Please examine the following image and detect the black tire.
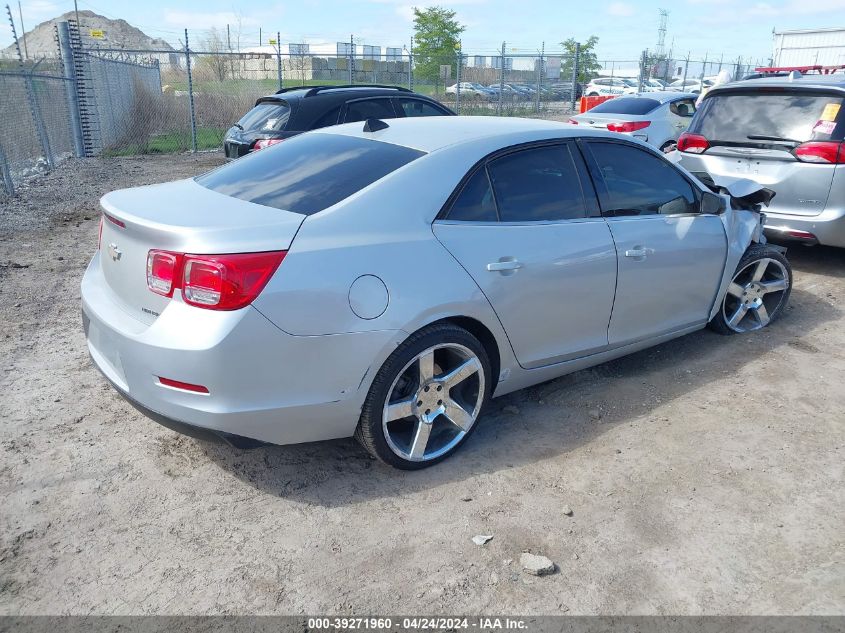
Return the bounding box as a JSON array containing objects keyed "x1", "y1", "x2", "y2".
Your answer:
[
  {"x1": 587, "y1": 92, "x2": 599, "y2": 97},
  {"x1": 709, "y1": 244, "x2": 792, "y2": 335},
  {"x1": 355, "y1": 322, "x2": 492, "y2": 470}
]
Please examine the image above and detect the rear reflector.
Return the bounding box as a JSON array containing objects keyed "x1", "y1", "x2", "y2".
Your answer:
[
  {"x1": 793, "y1": 141, "x2": 845, "y2": 164},
  {"x1": 104, "y1": 213, "x2": 125, "y2": 228},
  {"x1": 568, "y1": 118, "x2": 579, "y2": 125},
  {"x1": 158, "y1": 377, "x2": 209, "y2": 394},
  {"x1": 146, "y1": 249, "x2": 286, "y2": 310},
  {"x1": 786, "y1": 229, "x2": 817, "y2": 240},
  {"x1": 97, "y1": 216, "x2": 103, "y2": 250},
  {"x1": 253, "y1": 138, "x2": 284, "y2": 151},
  {"x1": 677, "y1": 132, "x2": 710, "y2": 154},
  {"x1": 607, "y1": 120, "x2": 651, "y2": 133}
]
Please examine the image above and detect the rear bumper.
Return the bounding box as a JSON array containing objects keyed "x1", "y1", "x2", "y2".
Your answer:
[
  {"x1": 81, "y1": 253, "x2": 404, "y2": 446},
  {"x1": 763, "y1": 207, "x2": 845, "y2": 248}
]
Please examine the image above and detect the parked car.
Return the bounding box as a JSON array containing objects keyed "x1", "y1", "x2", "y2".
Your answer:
[
  {"x1": 446, "y1": 82, "x2": 493, "y2": 98},
  {"x1": 83, "y1": 117, "x2": 791, "y2": 469},
  {"x1": 668, "y1": 78, "x2": 713, "y2": 94},
  {"x1": 222, "y1": 84, "x2": 454, "y2": 159},
  {"x1": 641, "y1": 78, "x2": 669, "y2": 92},
  {"x1": 549, "y1": 81, "x2": 583, "y2": 101},
  {"x1": 585, "y1": 77, "x2": 631, "y2": 96},
  {"x1": 674, "y1": 74, "x2": 845, "y2": 247},
  {"x1": 570, "y1": 92, "x2": 698, "y2": 151}
]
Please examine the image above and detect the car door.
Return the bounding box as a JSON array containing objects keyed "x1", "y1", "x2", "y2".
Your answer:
[
  {"x1": 582, "y1": 139, "x2": 728, "y2": 346},
  {"x1": 668, "y1": 98, "x2": 696, "y2": 139},
  {"x1": 432, "y1": 142, "x2": 618, "y2": 369},
  {"x1": 342, "y1": 97, "x2": 397, "y2": 123}
]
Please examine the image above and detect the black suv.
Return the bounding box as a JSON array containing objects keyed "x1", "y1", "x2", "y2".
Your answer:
[{"x1": 223, "y1": 84, "x2": 455, "y2": 158}]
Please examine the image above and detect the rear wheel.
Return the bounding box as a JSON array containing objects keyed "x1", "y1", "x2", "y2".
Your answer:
[
  {"x1": 355, "y1": 323, "x2": 491, "y2": 469},
  {"x1": 709, "y1": 245, "x2": 792, "y2": 335}
]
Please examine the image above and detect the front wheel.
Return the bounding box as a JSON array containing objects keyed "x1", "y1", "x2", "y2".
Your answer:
[
  {"x1": 709, "y1": 244, "x2": 792, "y2": 335},
  {"x1": 355, "y1": 323, "x2": 492, "y2": 469}
]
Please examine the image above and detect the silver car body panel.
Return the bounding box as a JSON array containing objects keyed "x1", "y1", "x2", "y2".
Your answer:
[{"x1": 82, "y1": 117, "x2": 768, "y2": 446}]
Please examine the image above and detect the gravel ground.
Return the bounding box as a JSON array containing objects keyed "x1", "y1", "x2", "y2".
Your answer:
[{"x1": 1, "y1": 153, "x2": 843, "y2": 615}]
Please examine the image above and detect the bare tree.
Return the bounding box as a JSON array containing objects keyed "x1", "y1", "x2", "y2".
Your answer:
[{"x1": 201, "y1": 28, "x2": 228, "y2": 82}]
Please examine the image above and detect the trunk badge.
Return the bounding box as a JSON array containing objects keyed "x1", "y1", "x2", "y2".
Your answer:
[{"x1": 108, "y1": 243, "x2": 122, "y2": 261}]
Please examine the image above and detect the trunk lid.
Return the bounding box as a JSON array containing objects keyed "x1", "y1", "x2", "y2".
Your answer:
[{"x1": 98, "y1": 178, "x2": 304, "y2": 324}]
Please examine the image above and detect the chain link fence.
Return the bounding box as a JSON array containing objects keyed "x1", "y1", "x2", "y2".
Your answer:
[{"x1": 0, "y1": 20, "x2": 766, "y2": 198}]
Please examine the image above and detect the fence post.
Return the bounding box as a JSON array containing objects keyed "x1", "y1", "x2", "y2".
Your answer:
[
  {"x1": 455, "y1": 45, "x2": 461, "y2": 114},
  {"x1": 57, "y1": 21, "x2": 84, "y2": 158},
  {"x1": 535, "y1": 41, "x2": 544, "y2": 114},
  {"x1": 349, "y1": 34, "x2": 354, "y2": 83},
  {"x1": 276, "y1": 32, "x2": 282, "y2": 90},
  {"x1": 570, "y1": 42, "x2": 580, "y2": 114},
  {"x1": 0, "y1": 141, "x2": 14, "y2": 197},
  {"x1": 682, "y1": 52, "x2": 690, "y2": 88},
  {"x1": 409, "y1": 36, "x2": 413, "y2": 91},
  {"x1": 699, "y1": 52, "x2": 708, "y2": 84},
  {"x1": 497, "y1": 41, "x2": 505, "y2": 116},
  {"x1": 184, "y1": 28, "x2": 197, "y2": 153}
]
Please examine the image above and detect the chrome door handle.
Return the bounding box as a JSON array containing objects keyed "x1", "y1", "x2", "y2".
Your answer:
[
  {"x1": 486, "y1": 260, "x2": 523, "y2": 272},
  {"x1": 624, "y1": 247, "x2": 653, "y2": 258}
]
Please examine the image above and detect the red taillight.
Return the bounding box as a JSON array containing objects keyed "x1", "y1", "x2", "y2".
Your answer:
[
  {"x1": 97, "y1": 216, "x2": 103, "y2": 250},
  {"x1": 253, "y1": 138, "x2": 284, "y2": 151},
  {"x1": 146, "y1": 250, "x2": 286, "y2": 310},
  {"x1": 677, "y1": 132, "x2": 710, "y2": 154},
  {"x1": 158, "y1": 376, "x2": 209, "y2": 394},
  {"x1": 607, "y1": 120, "x2": 651, "y2": 133},
  {"x1": 147, "y1": 250, "x2": 183, "y2": 297},
  {"x1": 793, "y1": 141, "x2": 845, "y2": 164}
]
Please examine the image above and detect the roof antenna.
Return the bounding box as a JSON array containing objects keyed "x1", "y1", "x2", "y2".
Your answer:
[{"x1": 363, "y1": 118, "x2": 390, "y2": 132}]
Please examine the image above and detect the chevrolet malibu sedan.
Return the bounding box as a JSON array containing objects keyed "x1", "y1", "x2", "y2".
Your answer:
[{"x1": 82, "y1": 117, "x2": 792, "y2": 469}]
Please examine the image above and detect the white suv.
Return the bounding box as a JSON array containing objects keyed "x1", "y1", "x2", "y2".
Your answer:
[{"x1": 586, "y1": 77, "x2": 635, "y2": 97}]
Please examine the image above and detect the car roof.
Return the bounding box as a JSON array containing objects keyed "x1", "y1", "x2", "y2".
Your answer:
[
  {"x1": 312, "y1": 115, "x2": 621, "y2": 153},
  {"x1": 711, "y1": 75, "x2": 845, "y2": 94},
  {"x1": 258, "y1": 84, "x2": 420, "y2": 104},
  {"x1": 618, "y1": 91, "x2": 696, "y2": 103}
]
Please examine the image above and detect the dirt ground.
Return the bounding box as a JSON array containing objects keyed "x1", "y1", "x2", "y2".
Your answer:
[{"x1": 1, "y1": 154, "x2": 843, "y2": 616}]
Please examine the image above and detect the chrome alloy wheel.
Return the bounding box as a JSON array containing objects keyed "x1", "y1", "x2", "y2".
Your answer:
[
  {"x1": 382, "y1": 343, "x2": 485, "y2": 462},
  {"x1": 722, "y1": 257, "x2": 790, "y2": 333}
]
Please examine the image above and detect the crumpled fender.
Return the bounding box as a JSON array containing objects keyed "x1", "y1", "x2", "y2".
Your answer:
[
  {"x1": 710, "y1": 203, "x2": 767, "y2": 321},
  {"x1": 691, "y1": 171, "x2": 777, "y2": 209}
]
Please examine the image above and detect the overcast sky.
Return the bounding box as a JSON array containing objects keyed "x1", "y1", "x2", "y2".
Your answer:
[{"x1": 3, "y1": 0, "x2": 845, "y2": 63}]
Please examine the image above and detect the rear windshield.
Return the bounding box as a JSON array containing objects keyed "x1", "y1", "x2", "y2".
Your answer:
[
  {"x1": 589, "y1": 97, "x2": 661, "y2": 115},
  {"x1": 691, "y1": 90, "x2": 845, "y2": 146},
  {"x1": 196, "y1": 133, "x2": 425, "y2": 215},
  {"x1": 236, "y1": 101, "x2": 291, "y2": 132}
]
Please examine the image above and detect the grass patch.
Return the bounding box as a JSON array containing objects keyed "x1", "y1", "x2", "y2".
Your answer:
[{"x1": 103, "y1": 127, "x2": 223, "y2": 156}]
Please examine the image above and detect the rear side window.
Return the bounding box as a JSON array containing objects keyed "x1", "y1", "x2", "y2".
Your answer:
[
  {"x1": 487, "y1": 145, "x2": 587, "y2": 222},
  {"x1": 237, "y1": 102, "x2": 291, "y2": 132},
  {"x1": 196, "y1": 134, "x2": 424, "y2": 215},
  {"x1": 589, "y1": 97, "x2": 661, "y2": 115},
  {"x1": 670, "y1": 99, "x2": 696, "y2": 117},
  {"x1": 692, "y1": 91, "x2": 845, "y2": 145},
  {"x1": 446, "y1": 169, "x2": 497, "y2": 222},
  {"x1": 344, "y1": 99, "x2": 396, "y2": 123},
  {"x1": 395, "y1": 98, "x2": 447, "y2": 118},
  {"x1": 587, "y1": 142, "x2": 698, "y2": 216}
]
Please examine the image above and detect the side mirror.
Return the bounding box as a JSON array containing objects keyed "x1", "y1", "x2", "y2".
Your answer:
[{"x1": 701, "y1": 191, "x2": 725, "y2": 215}]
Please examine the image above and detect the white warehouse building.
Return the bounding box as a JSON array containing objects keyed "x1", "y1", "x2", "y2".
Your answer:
[{"x1": 772, "y1": 27, "x2": 845, "y2": 67}]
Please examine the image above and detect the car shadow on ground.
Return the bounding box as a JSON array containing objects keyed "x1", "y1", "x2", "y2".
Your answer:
[
  {"x1": 772, "y1": 243, "x2": 845, "y2": 278},
  {"x1": 198, "y1": 284, "x2": 839, "y2": 507}
]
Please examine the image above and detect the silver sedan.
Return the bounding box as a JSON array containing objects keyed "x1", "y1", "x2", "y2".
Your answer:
[
  {"x1": 82, "y1": 117, "x2": 792, "y2": 469},
  {"x1": 570, "y1": 91, "x2": 698, "y2": 151}
]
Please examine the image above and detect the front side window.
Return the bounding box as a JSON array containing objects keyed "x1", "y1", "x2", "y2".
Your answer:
[
  {"x1": 395, "y1": 99, "x2": 447, "y2": 118},
  {"x1": 487, "y1": 145, "x2": 587, "y2": 222},
  {"x1": 197, "y1": 134, "x2": 424, "y2": 215},
  {"x1": 587, "y1": 142, "x2": 698, "y2": 216},
  {"x1": 344, "y1": 98, "x2": 396, "y2": 123}
]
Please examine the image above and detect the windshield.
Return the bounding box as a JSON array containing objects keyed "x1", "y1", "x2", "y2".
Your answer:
[
  {"x1": 236, "y1": 101, "x2": 291, "y2": 132},
  {"x1": 588, "y1": 97, "x2": 661, "y2": 115},
  {"x1": 691, "y1": 90, "x2": 845, "y2": 147},
  {"x1": 197, "y1": 133, "x2": 425, "y2": 215}
]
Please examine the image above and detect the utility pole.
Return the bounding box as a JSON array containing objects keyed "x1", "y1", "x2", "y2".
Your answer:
[
  {"x1": 73, "y1": 0, "x2": 79, "y2": 30},
  {"x1": 226, "y1": 23, "x2": 231, "y2": 50},
  {"x1": 276, "y1": 31, "x2": 282, "y2": 90},
  {"x1": 259, "y1": 27, "x2": 262, "y2": 46},
  {"x1": 17, "y1": 0, "x2": 26, "y2": 59},
  {"x1": 349, "y1": 34, "x2": 354, "y2": 83}
]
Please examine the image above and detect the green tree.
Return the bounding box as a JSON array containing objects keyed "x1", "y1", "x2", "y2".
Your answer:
[
  {"x1": 560, "y1": 36, "x2": 602, "y2": 83},
  {"x1": 412, "y1": 6, "x2": 464, "y2": 84}
]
